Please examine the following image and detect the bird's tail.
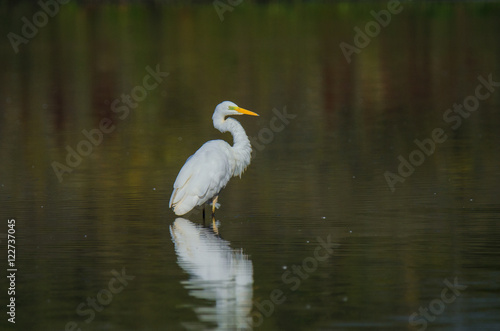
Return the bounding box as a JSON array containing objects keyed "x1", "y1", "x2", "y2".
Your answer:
[{"x1": 170, "y1": 189, "x2": 199, "y2": 215}]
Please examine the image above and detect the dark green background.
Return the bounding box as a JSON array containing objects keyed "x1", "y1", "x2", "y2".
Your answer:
[{"x1": 1, "y1": 1, "x2": 499, "y2": 330}]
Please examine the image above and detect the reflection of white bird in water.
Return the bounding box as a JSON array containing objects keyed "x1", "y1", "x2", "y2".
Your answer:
[
  {"x1": 169, "y1": 101, "x2": 259, "y2": 216},
  {"x1": 170, "y1": 218, "x2": 253, "y2": 330}
]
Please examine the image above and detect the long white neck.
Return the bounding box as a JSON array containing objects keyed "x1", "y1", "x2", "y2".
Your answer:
[{"x1": 213, "y1": 114, "x2": 252, "y2": 177}]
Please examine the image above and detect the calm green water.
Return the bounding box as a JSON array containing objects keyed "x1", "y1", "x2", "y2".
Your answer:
[{"x1": 1, "y1": 2, "x2": 500, "y2": 330}]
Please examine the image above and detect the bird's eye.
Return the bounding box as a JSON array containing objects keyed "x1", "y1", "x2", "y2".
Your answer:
[{"x1": 228, "y1": 106, "x2": 236, "y2": 110}]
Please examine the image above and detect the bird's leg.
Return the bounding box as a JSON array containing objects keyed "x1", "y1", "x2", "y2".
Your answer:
[
  {"x1": 212, "y1": 195, "x2": 218, "y2": 216},
  {"x1": 202, "y1": 207, "x2": 206, "y2": 222}
]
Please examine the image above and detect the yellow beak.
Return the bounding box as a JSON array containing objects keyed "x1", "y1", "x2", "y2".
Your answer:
[{"x1": 235, "y1": 107, "x2": 259, "y2": 116}]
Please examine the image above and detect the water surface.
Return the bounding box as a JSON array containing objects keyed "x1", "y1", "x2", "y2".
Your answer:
[{"x1": 1, "y1": 2, "x2": 500, "y2": 330}]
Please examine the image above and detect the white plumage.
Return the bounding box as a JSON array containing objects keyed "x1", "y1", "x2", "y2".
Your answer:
[{"x1": 169, "y1": 101, "x2": 259, "y2": 216}]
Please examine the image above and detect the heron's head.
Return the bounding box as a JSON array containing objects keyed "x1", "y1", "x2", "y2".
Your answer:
[{"x1": 214, "y1": 101, "x2": 259, "y2": 119}]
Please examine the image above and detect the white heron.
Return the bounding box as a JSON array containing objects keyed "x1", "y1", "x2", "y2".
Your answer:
[{"x1": 169, "y1": 101, "x2": 259, "y2": 216}]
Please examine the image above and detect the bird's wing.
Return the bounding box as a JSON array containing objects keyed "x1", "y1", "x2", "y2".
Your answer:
[{"x1": 169, "y1": 141, "x2": 233, "y2": 215}]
